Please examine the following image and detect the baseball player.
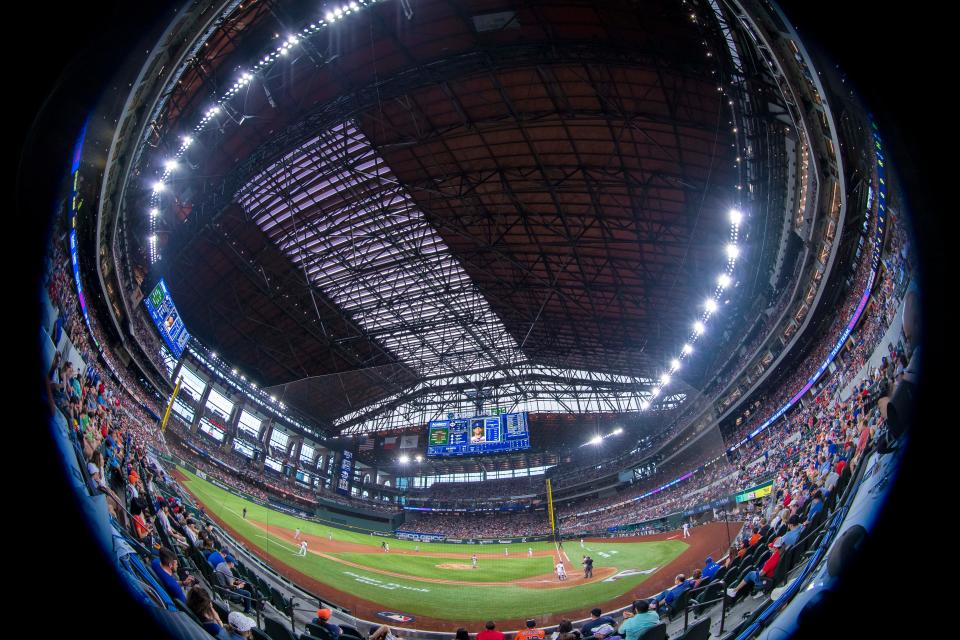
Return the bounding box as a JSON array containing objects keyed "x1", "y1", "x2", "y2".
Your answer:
[
  {"x1": 472, "y1": 554, "x2": 478, "y2": 569},
  {"x1": 297, "y1": 540, "x2": 308, "y2": 556},
  {"x1": 385, "y1": 543, "x2": 390, "y2": 553},
  {"x1": 528, "y1": 547, "x2": 533, "y2": 557},
  {"x1": 555, "y1": 560, "x2": 567, "y2": 581},
  {"x1": 294, "y1": 527, "x2": 301, "y2": 540},
  {"x1": 682, "y1": 523, "x2": 690, "y2": 539},
  {"x1": 580, "y1": 538, "x2": 584, "y2": 549},
  {"x1": 505, "y1": 547, "x2": 509, "y2": 556},
  {"x1": 415, "y1": 544, "x2": 420, "y2": 552},
  {"x1": 328, "y1": 531, "x2": 333, "y2": 541}
]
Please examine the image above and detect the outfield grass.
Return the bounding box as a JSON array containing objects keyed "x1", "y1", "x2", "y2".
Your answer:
[{"x1": 178, "y1": 468, "x2": 688, "y2": 621}]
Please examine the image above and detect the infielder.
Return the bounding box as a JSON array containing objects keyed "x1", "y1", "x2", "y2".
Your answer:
[
  {"x1": 472, "y1": 554, "x2": 478, "y2": 569},
  {"x1": 528, "y1": 547, "x2": 533, "y2": 557},
  {"x1": 297, "y1": 540, "x2": 308, "y2": 556},
  {"x1": 682, "y1": 523, "x2": 690, "y2": 539},
  {"x1": 294, "y1": 527, "x2": 301, "y2": 540}
]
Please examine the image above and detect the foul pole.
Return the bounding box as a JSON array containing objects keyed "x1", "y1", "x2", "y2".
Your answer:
[
  {"x1": 160, "y1": 376, "x2": 182, "y2": 434},
  {"x1": 546, "y1": 478, "x2": 557, "y2": 539}
]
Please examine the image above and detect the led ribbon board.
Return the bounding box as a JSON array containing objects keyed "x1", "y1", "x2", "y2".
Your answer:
[{"x1": 143, "y1": 278, "x2": 191, "y2": 359}]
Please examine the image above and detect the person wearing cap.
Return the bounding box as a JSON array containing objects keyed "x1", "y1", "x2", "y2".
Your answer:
[
  {"x1": 312, "y1": 608, "x2": 342, "y2": 640},
  {"x1": 618, "y1": 600, "x2": 659, "y2": 640},
  {"x1": 514, "y1": 619, "x2": 545, "y2": 640},
  {"x1": 702, "y1": 556, "x2": 721, "y2": 581},
  {"x1": 227, "y1": 611, "x2": 257, "y2": 640},
  {"x1": 215, "y1": 555, "x2": 253, "y2": 614},
  {"x1": 151, "y1": 546, "x2": 197, "y2": 604},
  {"x1": 726, "y1": 537, "x2": 784, "y2": 600},
  {"x1": 580, "y1": 608, "x2": 616, "y2": 638}
]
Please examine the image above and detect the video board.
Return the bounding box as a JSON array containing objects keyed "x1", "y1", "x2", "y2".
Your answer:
[
  {"x1": 427, "y1": 412, "x2": 529, "y2": 457},
  {"x1": 144, "y1": 278, "x2": 191, "y2": 359}
]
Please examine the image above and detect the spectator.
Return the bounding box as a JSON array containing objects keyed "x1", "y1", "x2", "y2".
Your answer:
[
  {"x1": 151, "y1": 546, "x2": 195, "y2": 603},
  {"x1": 726, "y1": 537, "x2": 784, "y2": 599},
  {"x1": 581, "y1": 609, "x2": 616, "y2": 637},
  {"x1": 313, "y1": 608, "x2": 342, "y2": 640},
  {"x1": 227, "y1": 612, "x2": 257, "y2": 640},
  {"x1": 618, "y1": 600, "x2": 660, "y2": 640},
  {"x1": 455, "y1": 629, "x2": 470, "y2": 640},
  {"x1": 187, "y1": 586, "x2": 230, "y2": 639},
  {"x1": 781, "y1": 515, "x2": 805, "y2": 548},
  {"x1": 702, "y1": 556, "x2": 721, "y2": 581},
  {"x1": 515, "y1": 619, "x2": 545, "y2": 640},
  {"x1": 477, "y1": 621, "x2": 504, "y2": 640},
  {"x1": 214, "y1": 555, "x2": 253, "y2": 614}
]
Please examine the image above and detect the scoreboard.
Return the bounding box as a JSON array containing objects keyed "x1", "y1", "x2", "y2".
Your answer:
[
  {"x1": 427, "y1": 412, "x2": 530, "y2": 457},
  {"x1": 144, "y1": 278, "x2": 191, "y2": 359}
]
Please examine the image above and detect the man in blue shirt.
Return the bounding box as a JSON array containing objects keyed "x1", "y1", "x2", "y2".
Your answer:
[
  {"x1": 151, "y1": 547, "x2": 195, "y2": 603},
  {"x1": 804, "y1": 491, "x2": 824, "y2": 525},
  {"x1": 207, "y1": 548, "x2": 226, "y2": 569},
  {"x1": 702, "y1": 556, "x2": 721, "y2": 581},
  {"x1": 654, "y1": 574, "x2": 692, "y2": 613},
  {"x1": 781, "y1": 515, "x2": 805, "y2": 548}
]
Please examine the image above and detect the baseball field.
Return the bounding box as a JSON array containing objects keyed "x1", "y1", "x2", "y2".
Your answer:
[{"x1": 174, "y1": 468, "x2": 732, "y2": 630}]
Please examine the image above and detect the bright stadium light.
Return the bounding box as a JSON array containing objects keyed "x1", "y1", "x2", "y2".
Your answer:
[
  {"x1": 182, "y1": 135, "x2": 193, "y2": 147},
  {"x1": 613, "y1": 427, "x2": 623, "y2": 435},
  {"x1": 693, "y1": 321, "x2": 705, "y2": 335},
  {"x1": 717, "y1": 273, "x2": 732, "y2": 289},
  {"x1": 671, "y1": 358, "x2": 681, "y2": 371},
  {"x1": 210, "y1": 352, "x2": 217, "y2": 359},
  {"x1": 270, "y1": 395, "x2": 276, "y2": 402},
  {"x1": 399, "y1": 455, "x2": 410, "y2": 463},
  {"x1": 152, "y1": 181, "x2": 165, "y2": 193},
  {"x1": 149, "y1": 207, "x2": 158, "y2": 217},
  {"x1": 705, "y1": 298, "x2": 718, "y2": 313},
  {"x1": 640, "y1": 399, "x2": 650, "y2": 410},
  {"x1": 661, "y1": 373, "x2": 671, "y2": 385},
  {"x1": 164, "y1": 159, "x2": 179, "y2": 172},
  {"x1": 682, "y1": 343, "x2": 693, "y2": 355},
  {"x1": 589, "y1": 435, "x2": 603, "y2": 445},
  {"x1": 231, "y1": 368, "x2": 238, "y2": 375},
  {"x1": 726, "y1": 243, "x2": 740, "y2": 260},
  {"x1": 415, "y1": 454, "x2": 423, "y2": 462},
  {"x1": 325, "y1": 11, "x2": 334, "y2": 20},
  {"x1": 729, "y1": 208, "x2": 743, "y2": 225}
]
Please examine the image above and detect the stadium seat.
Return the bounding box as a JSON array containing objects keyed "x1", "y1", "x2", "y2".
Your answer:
[
  {"x1": 252, "y1": 629, "x2": 274, "y2": 640},
  {"x1": 300, "y1": 634, "x2": 324, "y2": 640},
  {"x1": 635, "y1": 622, "x2": 666, "y2": 640},
  {"x1": 308, "y1": 623, "x2": 338, "y2": 640},
  {"x1": 675, "y1": 617, "x2": 711, "y2": 640},
  {"x1": 264, "y1": 616, "x2": 298, "y2": 640},
  {"x1": 212, "y1": 599, "x2": 231, "y2": 621},
  {"x1": 339, "y1": 624, "x2": 363, "y2": 638},
  {"x1": 692, "y1": 581, "x2": 724, "y2": 616},
  {"x1": 667, "y1": 587, "x2": 695, "y2": 621}
]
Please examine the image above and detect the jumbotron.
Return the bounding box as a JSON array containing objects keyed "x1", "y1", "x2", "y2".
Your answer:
[{"x1": 36, "y1": 1, "x2": 918, "y2": 639}]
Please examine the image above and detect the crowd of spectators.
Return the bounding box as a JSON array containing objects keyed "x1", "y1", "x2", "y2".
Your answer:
[{"x1": 404, "y1": 511, "x2": 553, "y2": 538}]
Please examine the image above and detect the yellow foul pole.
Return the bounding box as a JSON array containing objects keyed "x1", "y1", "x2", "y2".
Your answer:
[
  {"x1": 546, "y1": 478, "x2": 556, "y2": 535},
  {"x1": 160, "y1": 376, "x2": 182, "y2": 434}
]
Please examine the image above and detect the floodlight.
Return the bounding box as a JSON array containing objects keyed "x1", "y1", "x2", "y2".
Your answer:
[
  {"x1": 693, "y1": 321, "x2": 705, "y2": 335},
  {"x1": 705, "y1": 298, "x2": 718, "y2": 313},
  {"x1": 726, "y1": 243, "x2": 739, "y2": 260},
  {"x1": 399, "y1": 455, "x2": 410, "y2": 463},
  {"x1": 729, "y1": 208, "x2": 743, "y2": 225},
  {"x1": 682, "y1": 344, "x2": 693, "y2": 355},
  {"x1": 718, "y1": 273, "x2": 731, "y2": 289}
]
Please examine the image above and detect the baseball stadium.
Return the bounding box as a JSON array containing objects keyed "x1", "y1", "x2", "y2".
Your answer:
[{"x1": 24, "y1": 1, "x2": 934, "y2": 639}]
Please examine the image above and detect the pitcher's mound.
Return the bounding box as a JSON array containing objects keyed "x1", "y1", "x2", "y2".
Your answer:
[{"x1": 436, "y1": 563, "x2": 475, "y2": 570}]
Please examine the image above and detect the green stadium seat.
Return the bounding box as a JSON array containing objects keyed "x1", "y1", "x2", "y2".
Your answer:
[{"x1": 306, "y1": 623, "x2": 335, "y2": 640}]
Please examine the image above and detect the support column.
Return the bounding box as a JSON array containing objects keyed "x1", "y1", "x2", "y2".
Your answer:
[
  {"x1": 257, "y1": 418, "x2": 273, "y2": 472},
  {"x1": 221, "y1": 395, "x2": 243, "y2": 451},
  {"x1": 190, "y1": 382, "x2": 211, "y2": 434}
]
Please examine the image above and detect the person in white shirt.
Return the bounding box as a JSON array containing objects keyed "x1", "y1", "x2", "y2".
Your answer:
[
  {"x1": 682, "y1": 523, "x2": 690, "y2": 538},
  {"x1": 555, "y1": 561, "x2": 567, "y2": 581},
  {"x1": 298, "y1": 540, "x2": 308, "y2": 556},
  {"x1": 294, "y1": 528, "x2": 301, "y2": 540},
  {"x1": 528, "y1": 547, "x2": 533, "y2": 557}
]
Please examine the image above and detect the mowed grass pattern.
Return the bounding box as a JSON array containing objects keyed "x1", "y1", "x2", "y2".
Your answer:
[{"x1": 178, "y1": 468, "x2": 688, "y2": 621}]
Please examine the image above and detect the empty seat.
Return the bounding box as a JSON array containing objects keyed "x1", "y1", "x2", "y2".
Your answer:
[
  {"x1": 264, "y1": 616, "x2": 298, "y2": 640},
  {"x1": 675, "y1": 617, "x2": 711, "y2": 640}
]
